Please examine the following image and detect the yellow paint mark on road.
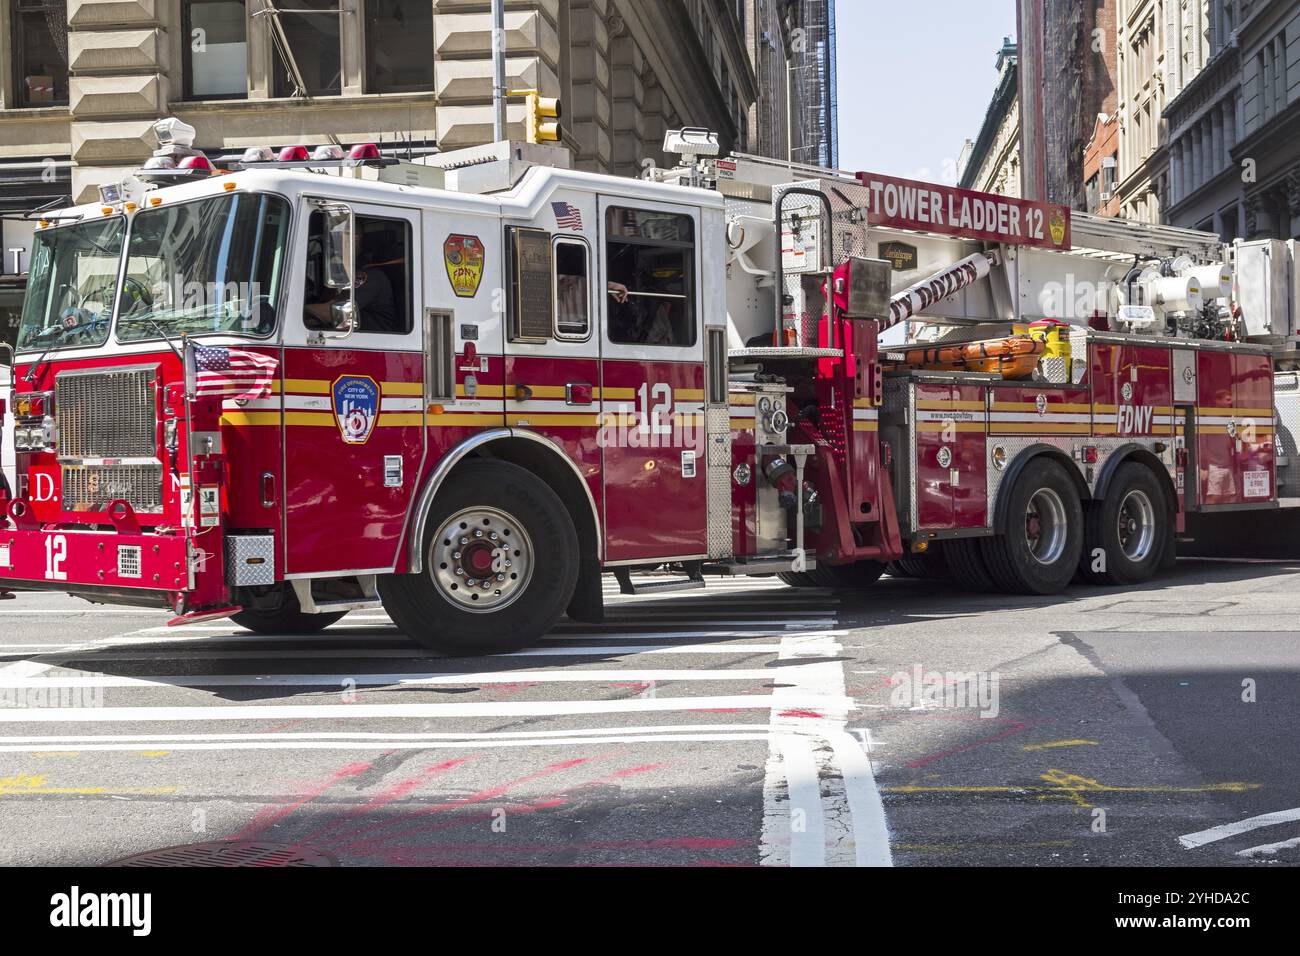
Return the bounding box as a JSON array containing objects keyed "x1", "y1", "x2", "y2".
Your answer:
[
  {"x1": 1021, "y1": 739, "x2": 1099, "y2": 752},
  {"x1": 887, "y1": 768, "x2": 1260, "y2": 809},
  {"x1": 137, "y1": 751, "x2": 170, "y2": 757},
  {"x1": 0, "y1": 773, "x2": 176, "y2": 797},
  {"x1": 32, "y1": 752, "x2": 80, "y2": 758}
]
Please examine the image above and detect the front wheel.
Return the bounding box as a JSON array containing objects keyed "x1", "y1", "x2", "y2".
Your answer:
[
  {"x1": 1080, "y1": 463, "x2": 1168, "y2": 585},
  {"x1": 380, "y1": 460, "x2": 579, "y2": 655},
  {"x1": 980, "y1": 458, "x2": 1083, "y2": 595},
  {"x1": 231, "y1": 585, "x2": 347, "y2": 634}
]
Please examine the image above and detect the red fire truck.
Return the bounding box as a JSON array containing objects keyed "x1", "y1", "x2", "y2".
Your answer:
[{"x1": 0, "y1": 122, "x2": 1288, "y2": 653}]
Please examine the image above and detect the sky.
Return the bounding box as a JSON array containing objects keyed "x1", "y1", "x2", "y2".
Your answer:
[{"x1": 835, "y1": 2, "x2": 1020, "y2": 183}]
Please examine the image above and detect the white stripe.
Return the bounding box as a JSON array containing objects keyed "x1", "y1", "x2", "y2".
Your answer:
[
  {"x1": 380, "y1": 397, "x2": 423, "y2": 412},
  {"x1": 0, "y1": 693, "x2": 845, "y2": 723},
  {"x1": 1236, "y1": 836, "x2": 1300, "y2": 857},
  {"x1": 988, "y1": 412, "x2": 1093, "y2": 424},
  {"x1": 1179, "y1": 806, "x2": 1300, "y2": 849},
  {"x1": 0, "y1": 734, "x2": 772, "y2": 753},
  {"x1": 0, "y1": 668, "x2": 798, "y2": 689},
  {"x1": 828, "y1": 731, "x2": 893, "y2": 867},
  {"x1": 0, "y1": 724, "x2": 767, "y2": 744},
  {"x1": 14, "y1": 643, "x2": 838, "y2": 662},
  {"x1": 774, "y1": 733, "x2": 826, "y2": 866}
]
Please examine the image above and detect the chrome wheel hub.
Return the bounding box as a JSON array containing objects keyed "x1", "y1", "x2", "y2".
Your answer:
[
  {"x1": 1117, "y1": 489, "x2": 1156, "y2": 562},
  {"x1": 1025, "y1": 487, "x2": 1068, "y2": 566},
  {"x1": 428, "y1": 507, "x2": 533, "y2": 612}
]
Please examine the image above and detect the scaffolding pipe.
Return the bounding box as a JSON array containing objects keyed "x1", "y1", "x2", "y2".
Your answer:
[{"x1": 492, "y1": 0, "x2": 507, "y2": 141}]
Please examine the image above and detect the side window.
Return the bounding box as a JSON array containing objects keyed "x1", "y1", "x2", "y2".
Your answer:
[
  {"x1": 553, "y1": 237, "x2": 590, "y2": 340},
  {"x1": 605, "y1": 207, "x2": 696, "y2": 347},
  {"x1": 304, "y1": 211, "x2": 412, "y2": 334}
]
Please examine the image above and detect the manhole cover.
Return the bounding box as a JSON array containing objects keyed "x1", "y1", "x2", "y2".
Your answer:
[{"x1": 106, "y1": 840, "x2": 338, "y2": 867}]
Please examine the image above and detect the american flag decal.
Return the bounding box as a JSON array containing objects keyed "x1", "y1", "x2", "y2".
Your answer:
[
  {"x1": 191, "y1": 345, "x2": 279, "y2": 402},
  {"x1": 551, "y1": 201, "x2": 584, "y2": 231}
]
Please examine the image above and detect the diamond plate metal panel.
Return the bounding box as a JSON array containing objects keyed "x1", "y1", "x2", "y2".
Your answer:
[
  {"x1": 706, "y1": 406, "x2": 734, "y2": 559},
  {"x1": 226, "y1": 535, "x2": 276, "y2": 587}
]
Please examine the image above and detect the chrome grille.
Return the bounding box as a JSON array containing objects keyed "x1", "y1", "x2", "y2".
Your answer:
[
  {"x1": 62, "y1": 464, "x2": 164, "y2": 513},
  {"x1": 56, "y1": 367, "x2": 159, "y2": 460}
]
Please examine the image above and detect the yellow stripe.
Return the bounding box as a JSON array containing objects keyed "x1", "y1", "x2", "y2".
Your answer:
[
  {"x1": 853, "y1": 421, "x2": 879, "y2": 432},
  {"x1": 457, "y1": 383, "x2": 506, "y2": 399},
  {"x1": 221, "y1": 412, "x2": 280, "y2": 427},
  {"x1": 992, "y1": 401, "x2": 1092, "y2": 413},
  {"x1": 730, "y1": 419, "x2": 754, "y2": 430},
  {"x1": 601, "y1": 387, "x2": 637, "y2": 401},
  {"x1": 378, "y1": 413, "x2": 424, "y2": 427},
  {"x1": 991, "y1": 423, "x2": 1093, "y2": 435},
  {"x1": 283, "y1": 379, "x2": 330, "y2": 395},
  {"x1": 430, "y1": 414, "x2": 503, "y2": 427},
  {"x1": 508, "y1": 414, "x2": 601, "y2": 427},
  {"x1": 728, "y1": 393, "x2": 757, "y2": 406},
  {"x1": 381, "y1": 381, "x2": 424, "y2": 396},
  {"x1": 676, "y1": 388, "x2": 705, "y2": 401}
]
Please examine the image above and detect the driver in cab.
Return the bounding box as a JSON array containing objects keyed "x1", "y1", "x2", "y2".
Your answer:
[{"x1": 305, "y1": 232, "x2": 400, "y2": 333}]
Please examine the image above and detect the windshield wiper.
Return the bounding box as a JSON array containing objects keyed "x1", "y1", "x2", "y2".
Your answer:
[
  {"x1": 23, "y1": 326, "x2": 71, "y2": 383},
  {"x1": 118, "y1": 314, "x2": 185, "y2": 361}
]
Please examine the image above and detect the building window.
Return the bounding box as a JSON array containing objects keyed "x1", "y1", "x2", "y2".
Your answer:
[
  {"x1": 364, "y1": 0, "x2": 433, "y2": 93},
  {"x1": 605, "y1": 207, "x2": 696, "y2": 348},
  {"x1": 271, "y1": 0, "x2": 342, "y2": 97},
  {"x1": 183, "y1": 1, "x2": 248, "y2": 100},
  {"x1": 11, "y1": 0, "x2": 69, "y2": 107}
]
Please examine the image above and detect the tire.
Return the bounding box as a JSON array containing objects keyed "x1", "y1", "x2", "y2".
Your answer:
[
  {"x1": 779, "y1": 561, "x2": 886, "y2": 590},
  {"x1": 231, "y1": 586, "x2": 347, "y2": 635},
  {"x1": 1080, "y1": 462, "x2": 1168, "y2": 585},
  {"x1": 886, "y1": 560, "x2": 919, "y2": 579},
  {"x1": 379, "y1": 460, "x2": 579, "y2": 655},
  {"x1": 891, "y1": 547, "x2": 950, "y2": 580},
  {"x1": 981, "y1": 458, "x2": 1084, "y2": 595},
  {"x1": 945, "y1": 537, "x2": 999, "y2": 591}
]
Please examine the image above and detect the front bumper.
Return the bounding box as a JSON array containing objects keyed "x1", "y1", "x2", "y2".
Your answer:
[{"x1": 0, "y1": 526, "x2": 193, "y2": 593}]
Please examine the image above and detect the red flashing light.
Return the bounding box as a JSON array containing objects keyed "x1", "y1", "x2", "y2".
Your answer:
[
  {"x1": 177, "y1": 154, "x2": 213, "y2": 173},
  {"x1": 278, "y1": 145, "x2": 310, "y2": 162},
  {"x1": 348, "y1": 143, "x2": 381, "y2": 161}
]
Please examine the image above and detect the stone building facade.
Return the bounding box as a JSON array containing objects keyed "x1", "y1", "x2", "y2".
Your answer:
[
  {"x1": 0, "y1": 0, "x2": 823, "y2": 212},
  {"x1": 957, "y1": 38, "x2": 1021, "y2": 197}
]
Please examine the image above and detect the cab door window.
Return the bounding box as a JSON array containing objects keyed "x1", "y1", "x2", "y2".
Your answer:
[
  {"x1": 604, "y1": 207, "x2": 695, "y2": 347},
  {"x1": 304, "y1": 211, "x2": 411, "y2": 334},
  {"x1": 553, "y1": 236, "x2": 591, "y2": 340}
]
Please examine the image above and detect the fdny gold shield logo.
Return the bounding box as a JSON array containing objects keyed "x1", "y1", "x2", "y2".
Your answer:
[
  {"x1": 1048, "y1": 208, "x2": 1067, "y2": 246},
  {"x1": 444, "y1": 234, "x2": 485, "y2": 298}
]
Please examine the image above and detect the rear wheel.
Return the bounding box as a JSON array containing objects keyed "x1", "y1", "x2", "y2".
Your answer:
[
  {"x1": 981, "y1": 458, "x2": 1083, "y2": 595},
  {"x1": 231, "y1": 585, "x2": 346, "y2": 635},
  {"x1": 779, "y1": 561, "x2": 886, "y2": 589},
  {"x1": 1080, "y1": 463, "x2": 1168, "y2": 585},
  {"x1": 945, "y1": 537, "x2": 999, "y2": 591},
  {"x1": 380, "y1": 460, "x2": 579, "y2": 655}
]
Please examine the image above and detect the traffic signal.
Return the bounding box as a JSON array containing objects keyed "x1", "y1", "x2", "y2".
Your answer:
[{"x1": 524, "y1": 91, "x2": 561, "y2": 144}]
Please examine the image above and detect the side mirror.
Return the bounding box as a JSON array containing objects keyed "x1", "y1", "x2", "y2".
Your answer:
[{"x1": 318, "y1": 202, "x2": 356, "y2": 336}]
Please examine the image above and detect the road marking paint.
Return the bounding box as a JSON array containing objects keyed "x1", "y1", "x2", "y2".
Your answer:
[
  {"x1": 1021, "y1": 739, "x2": 1099, "y2": 751},
  {"x1": 0, "y1": 734, "x2": 775, "y2": 754},
  {"x1": 0, "y1": 668, "x2": 795, "y2": 689},
  {"x1": 13, "y1": 643, "x2": 838, "y2": 662},
  {"x1": 1235, "y1": 836, "x2": 1300, "y2": 857},
  {"x1": 828, "y1": 731, "x2": 892, "y2": 867},
  {"x1": 0, "y1": 692, "x2": 849, "y2": 723},
  {"x1": 772, "y1": 733, "x2": 826, "y2": 867},
  {"x1": 0, "y1": 773, "x2": 175, "y2": 796},
  {"x1": 1179, "y1": 805, "x2": 1300, "y2": 849},
  {"x1": 891, "y1": 773, "x2": 1260, "y2": 810}
]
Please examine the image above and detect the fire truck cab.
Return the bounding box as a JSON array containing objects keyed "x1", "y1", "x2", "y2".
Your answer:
[{"x1": 0, "y1": 123, "x2": 1288, "y2": 653}]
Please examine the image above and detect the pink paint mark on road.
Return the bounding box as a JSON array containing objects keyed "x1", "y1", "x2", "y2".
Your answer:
[
  {"x1": 299, "y1": 756, "x2": 473, "y2": 844},
  {"x1": 778, "y1": 709, "x2": 823, "y2": 719},
  {"x1": 905, "y1": 719, "x2": 1030, "y2": 769},
  {"x1": 234, "y1": 760, "x2": 373, "y2": 841}
]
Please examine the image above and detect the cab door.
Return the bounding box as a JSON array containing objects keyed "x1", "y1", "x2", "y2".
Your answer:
[
  {"x1": 281, "y1": 200, "x2": 426, "y2": 577},
  {"x1": 597, "y1": 198, "x2": 708, "y2": 563}
]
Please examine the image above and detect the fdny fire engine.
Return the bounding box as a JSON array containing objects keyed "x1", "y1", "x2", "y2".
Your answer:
[{"x1": 0, "y1": 119, "x2": 1291, "y2": 653}]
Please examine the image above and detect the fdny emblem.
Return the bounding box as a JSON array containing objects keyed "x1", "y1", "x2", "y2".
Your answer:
[
  {"x1": 1035, "y1": 393, "x2": 1049, "y2": 416},
  {"x1": 444, "y1": 234, "x2": 485, "y2": 298},
  {"x1": 333, "y1": 375, "x2": 380, "y2": 445}
]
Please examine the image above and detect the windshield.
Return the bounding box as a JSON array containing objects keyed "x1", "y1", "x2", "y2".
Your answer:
[
  {"x1": 118, "y1": 192, "x2": 290, "y2": 342},
  {"x1": 16, "y1": 217, "x2": 126, "y2": 352}
]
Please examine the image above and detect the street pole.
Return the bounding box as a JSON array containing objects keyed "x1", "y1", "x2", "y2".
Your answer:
[{"x1": 492, "y1": 0, "x2": 507, "y2": 142}]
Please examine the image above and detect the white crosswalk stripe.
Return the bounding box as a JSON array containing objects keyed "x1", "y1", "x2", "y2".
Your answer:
[{"x1": 0, "y1": 575, "x2": 889, "y2": 867}]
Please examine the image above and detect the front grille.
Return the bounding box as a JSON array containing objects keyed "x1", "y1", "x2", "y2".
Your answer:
[
  {"x1": 56, "y1": 367, "x2": 158, "y2": 459},
  {"x1": 62, "y1": 464, "x2": 164, "y2": 513}
]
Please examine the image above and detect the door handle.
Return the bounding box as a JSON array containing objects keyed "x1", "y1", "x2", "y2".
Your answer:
[
  {"x1": 566, "y1": 383, "x2": 594, "y2": 406},
  {"x1": 261, "y1": 472, "x2": 276, "y2": 509}
]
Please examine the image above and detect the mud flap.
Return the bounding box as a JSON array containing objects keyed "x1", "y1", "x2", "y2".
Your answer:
[{"x1": 566, "y1": 556, "x2": 605, "y2": 623}]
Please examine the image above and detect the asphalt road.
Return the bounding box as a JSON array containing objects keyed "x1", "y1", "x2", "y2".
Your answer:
[{"x1": 0, "y1": 559, "x2": 1296, "y2": 867}]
